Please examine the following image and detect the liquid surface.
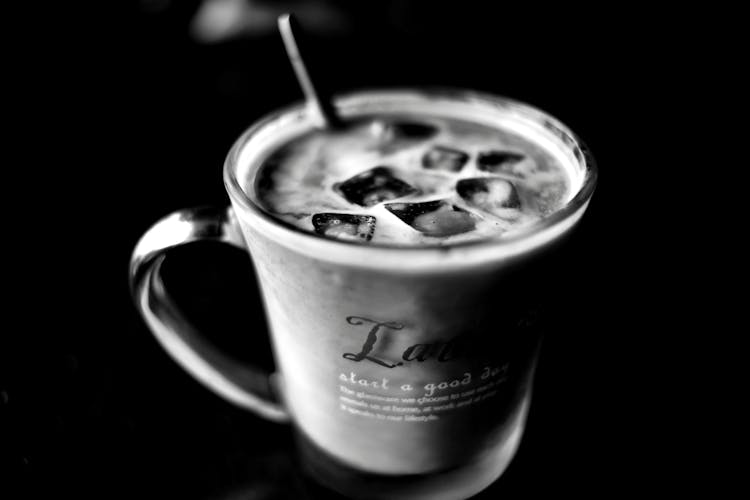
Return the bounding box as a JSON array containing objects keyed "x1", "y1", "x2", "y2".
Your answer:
[{"x1": 254, "y1": 116, "x2": 573, "y2": 246}]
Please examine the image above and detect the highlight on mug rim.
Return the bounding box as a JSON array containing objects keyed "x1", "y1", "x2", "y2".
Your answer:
[{"x1": 223, "y1": 88, "x2": 597, "y2": 268}]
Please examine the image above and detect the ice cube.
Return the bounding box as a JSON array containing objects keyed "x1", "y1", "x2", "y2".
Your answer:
[
  {"x1": 390, "y1": 122, "x2": 438, "y2": 139},
  {"x1": 456, "y1": 178, "x2": 521, "y2": 211},
  {"x1": 369, "y1": 120, "x2": 439, "y2": 154},
  {"x1": 422, "y1": 146, "x2": 470, "y2": 172},
  {"x1": 476, "y1": 151, "x2": 526, "y2": 175},
  {"x1": 334, "y1": 166, "x2": 418, "y2": 207},
  {"x1": 371, "y1": 120, "x2": 439, "y2": 141},
  {"x1": 312, "y1": 213, "x2": 377, "y2": 242},
  {"x1": 385, "y1": 200, "x2": 477, "y2": 237}
]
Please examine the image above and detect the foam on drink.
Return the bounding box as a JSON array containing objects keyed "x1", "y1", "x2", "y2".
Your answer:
[{"x1": 253, "y1": 115, "x2": 574, "y2": 246}]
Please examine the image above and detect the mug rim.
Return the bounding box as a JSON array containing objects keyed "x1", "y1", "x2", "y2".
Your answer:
[{"x1": 223, "y1": 87, "x2": 597, "y2": 270}]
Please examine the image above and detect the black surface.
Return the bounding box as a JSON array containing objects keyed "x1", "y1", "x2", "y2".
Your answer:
[{"x1": 5, "y1": 1, "x2": 702, "y2": 498}]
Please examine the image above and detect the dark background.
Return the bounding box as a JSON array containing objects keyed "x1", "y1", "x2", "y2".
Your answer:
[{"x1": 4, "y1": 1, "x2": 705, "y2": 498}]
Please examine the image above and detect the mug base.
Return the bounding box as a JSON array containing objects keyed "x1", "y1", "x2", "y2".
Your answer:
[{"x1": 294, "y1": 417, "x2": 524, "y2": 500}]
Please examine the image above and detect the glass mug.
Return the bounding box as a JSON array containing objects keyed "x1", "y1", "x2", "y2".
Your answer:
[{"x1": 130, "y1": 89, "x2": 597, "y2": 500}]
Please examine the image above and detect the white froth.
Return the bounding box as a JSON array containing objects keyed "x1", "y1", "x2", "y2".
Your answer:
[{"x1": 253, "y1": 116, "x2": 572, "y2": 246}]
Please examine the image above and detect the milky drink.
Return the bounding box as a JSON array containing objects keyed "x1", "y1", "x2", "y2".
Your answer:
[
  {"x1": 256, "y1": 115, "x2": 573, "y2": 246},
  {"x1": 227, "y1": 90, "x2": 594, "y2": 499}
]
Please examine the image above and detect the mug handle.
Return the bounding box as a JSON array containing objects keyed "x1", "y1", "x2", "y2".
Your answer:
[{"x1": 129, "y1": 205, "x2": 290, "y2": 423}]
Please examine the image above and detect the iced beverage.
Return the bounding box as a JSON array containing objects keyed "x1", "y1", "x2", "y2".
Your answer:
[
  {"x1": 257, "y1": 115, "x2": 572, "y2": 246},
  {"x1": 223, "y1": 89, "x2": 595, "y2": 499}
]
